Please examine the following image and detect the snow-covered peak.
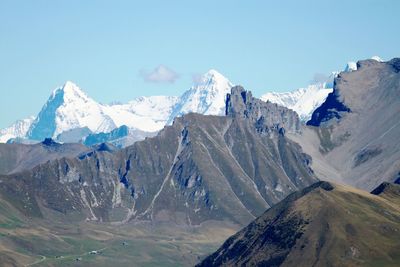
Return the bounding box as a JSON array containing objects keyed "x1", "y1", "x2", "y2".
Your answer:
[
  {"x1": 0, "y1": 116, "x2": 35, "y2": 143},
  {"x1": 52, "y1": 81, "x2": 90, "y2": 102},
  {"x1": 195, "y1": 69, "x2": 230, "y2": 86},
  {"x1": 167, "y1": 69, "x2": 233, "y2": 124},
  {"x1": 26, "y1": 81, "x2": 110, "y2": 140}
]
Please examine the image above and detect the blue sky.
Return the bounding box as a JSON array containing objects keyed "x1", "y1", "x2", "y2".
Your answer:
[{"x1": 0, "y1": 0, "x2": 399, "y2": 128}]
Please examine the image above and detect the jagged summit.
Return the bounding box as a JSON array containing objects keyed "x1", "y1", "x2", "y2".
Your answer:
[
  {"x1": 226, "y1": 86, "x2": 301, "y2": 134},
  {"x1": 195, "y1": 69, "x2": 230, "y2": 87},
  {"x1": 53, "y1": 81, "x2": 89, "y2": 101}
]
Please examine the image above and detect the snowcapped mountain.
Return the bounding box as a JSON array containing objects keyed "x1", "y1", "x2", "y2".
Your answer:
[
  {"x1": 261, "y1": 83, "x2": 333, "y2": 121},
  {"x1": 26, "y1": 81, "x2": 179, "y2": 141},
  {"x1": 0, "y1": 116, "x2": 35, "y2": 143},
  {"x1": 27, "y1": 81, "x2": 112, "y2": 140},
  {"x1": 1, "y1": 69, "x2": 232, "y2": 144},
  {"x1": 167, "y1": 69, "x2": 233, "y2": 124}
]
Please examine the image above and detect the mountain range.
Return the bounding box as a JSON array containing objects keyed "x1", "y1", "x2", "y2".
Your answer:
[
  {"x1": 1, "y1": 63, "x2": 358, "y2": 146},
  {"x1": 0, "y1": 86, "x2": 316, "y2": 226},
  {"x1": 196, "y1": 56, "x2": 400, "y2": 266},
  {"x1": 0, "y1": 56, "x2": 398, "y2": 266},
  {"x1": 0, "y1": 70, "x2": 233, "y2": 145}
]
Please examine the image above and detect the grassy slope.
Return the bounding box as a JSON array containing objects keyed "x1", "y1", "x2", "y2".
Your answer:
[
  {"x1": 283, "y1": 183, "x2": 400, "y2": 267},
  {"x1": 0, "y1": 199, "x2": 238, "y2": 267},
  {"x1": 198, "y1": 182, "x2": 400, "y2": 267}
]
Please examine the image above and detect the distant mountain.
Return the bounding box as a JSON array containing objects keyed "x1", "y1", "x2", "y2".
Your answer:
[
  {"x1": 0, "y1": 70, "x2": 233, "y2": 145},
  {"x1": 167, "y1": 69, "x2": 233, "y2": 124},
  {"x1": 261, "y1": 83, "x2": 333, "y2": 121},
  {"x1": 198, "y1": 181, "x2": 400, "y2": 267},
  {"x1": 25, "y1": 81, "x2": 179, "y2": 141},
  {"x1": 0, "y1": 116, "x2": 35, "y2": 143}
]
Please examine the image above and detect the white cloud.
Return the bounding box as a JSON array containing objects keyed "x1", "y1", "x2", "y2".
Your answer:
[{"x1": 140, "y1": 65, "x2": 179, "y2": 83}]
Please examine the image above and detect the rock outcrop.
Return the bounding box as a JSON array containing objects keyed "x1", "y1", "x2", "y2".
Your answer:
[{"x1": 226, "y1": 86, "x2": 301, "y2": 134}]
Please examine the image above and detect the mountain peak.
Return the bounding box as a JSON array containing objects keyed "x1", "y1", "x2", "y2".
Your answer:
[
  {"x1": 204, "y1": 69, "x2": 225, "y2": 79},
  {"x1": 226, "y1": 86, "x2": 301, "y2": 134},
  {"x1": 52, "y1": 81, "x2": 89, "y2": 101},
  {"x1": 193, "y1": 69, "x2": 232, "y2": 89},
  {"x1": 166, "y1": 69, "x2": 233, "y2": 124},
  {"x1": 63, "y1": 80, "x2": 77, "y2": 88}
]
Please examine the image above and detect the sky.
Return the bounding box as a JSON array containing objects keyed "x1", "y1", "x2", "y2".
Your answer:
[{"x1": 0, "y1": 0, "x2": 399, "y2": 128}]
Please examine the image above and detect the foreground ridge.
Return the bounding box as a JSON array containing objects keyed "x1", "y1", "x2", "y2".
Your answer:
[{"x1": 198, "y1": 181, "x2": 400, "y2": 267}]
